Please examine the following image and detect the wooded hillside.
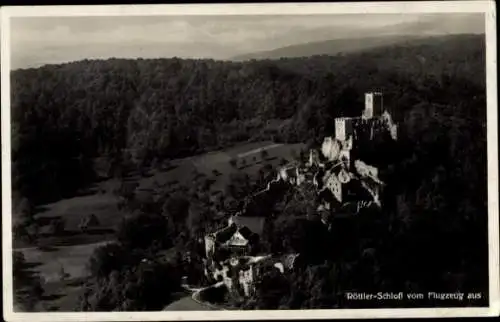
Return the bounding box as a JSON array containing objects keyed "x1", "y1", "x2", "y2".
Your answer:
[{"x1": 11, "y1": 34, "x2": 485, "y2": 206}]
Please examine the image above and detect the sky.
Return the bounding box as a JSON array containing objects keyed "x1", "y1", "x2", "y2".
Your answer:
[{"x1": 10, "y1": 13, "x2": 484, "y2": 70}]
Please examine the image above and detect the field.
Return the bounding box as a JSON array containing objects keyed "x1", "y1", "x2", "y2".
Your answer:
[
  {"x1": 141, "y1": 141, "x2": 305, "y2": 194},
  {"x1": 14, "y1": 140, "x2": 305, "y2": 311},
  {"x1": 16, "y1": 241, "x2": 111, "y2": 283}
]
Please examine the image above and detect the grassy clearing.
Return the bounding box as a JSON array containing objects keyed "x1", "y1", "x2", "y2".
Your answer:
[
  {"x1": 16, "y1": 242, "x2": 108, "y2": 312},
  {"x1": 14, "y1": 140, "x2": 304, "y2": 311},
  {"x1": 19, "y1": 141, "x2": 303, "y2": 249},
  {"x1": 34, "y1": 194, "x2": 122, "y2": 232},
  {"x1": 14, "y1": 141, "x2": 302, "y2": 250},
  {"x1": 16, "y1": 241, "x2": 110, "y2": 283},
  {"x1": 141, "y1": 141, "x2": 305, "y2": 194}
]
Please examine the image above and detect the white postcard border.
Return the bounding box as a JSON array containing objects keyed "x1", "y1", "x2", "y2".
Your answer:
[{"x1": 1, "y1": 1, "x2": 498, "y2": 321}]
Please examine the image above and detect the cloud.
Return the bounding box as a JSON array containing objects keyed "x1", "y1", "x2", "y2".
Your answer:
[{"x1": 9, "y1": 13, "x2": 484, "y2": 69}]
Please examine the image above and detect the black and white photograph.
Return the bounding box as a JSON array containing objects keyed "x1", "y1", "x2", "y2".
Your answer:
[{"x1": 1, "y1": 2, "x2": 499, "y2": 321}]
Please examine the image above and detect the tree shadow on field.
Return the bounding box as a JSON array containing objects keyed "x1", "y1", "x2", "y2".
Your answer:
[
  {"x1": 41, "y1": 293, "x2": 64, "y2": 301},
  {"x1": 33, "y1": 205, "x2": 50, "y2": 215},
  {"x1": 23, "y1": 261, "x2": 44, "y2": 269},
  {"x1": 36, "y1": 245, "x2": 59, "y2": 253},
  {"x1": 65, "y1": 278, "x2": 86, "y2": 287},
  {"x1": 35, "y1": 216, "x2": 62, "y2": 226},
  {"x1": 83, "y1": 228, "x2": 115, "y2": 235}
]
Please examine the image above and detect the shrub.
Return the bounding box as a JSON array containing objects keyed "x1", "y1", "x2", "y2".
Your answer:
[{"x1": 229, "y1": 158, "x2": 238, "y2": 168}]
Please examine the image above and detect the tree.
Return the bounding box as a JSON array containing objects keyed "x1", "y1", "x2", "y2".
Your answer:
[
  {"x1": 229, "y1": 158, "x2": 238, "y2": 169},
  {"x1": 299, "y1": 149, "x2": 307, "y2": 163},
  {"x1": 117, "y1": 181, "x2": 137, "y2": 200},
  {"x1": 13, "y1": 252, "x2": 44, "y2": 311},
  {"x1": 59, "y1": 264, "x2": 70, "y2": 282},
  {"x1": 79, "y1": 213, "x2": 100, "y2": 232},
  {"x1": 88, "y1": 242, "x2": 129, "y2": 279},
  {"x1": 253, "y1": 267, "x2": 290, "y2": 309},
  {"x1": 226, "y1": 173, "x2": 252, "y2": 200},
  {"x1": 13, "y1": 221, "x2": 39, "y2": 244},
  {"x1": 81, "y1": 259, "x2": 182, "y2": 311},
  {"x1": 116, "y1": 212, "x2": 170, "y2": 250},
  {"x1": 48, "y1": 217, "x2": 65, "y2": 235},
  {"x1": 14, "y1": 197, "x2": 34, "y2": 223},
  {"x1": 161, "y1": 193, "x2": 190, "y2": 237}
]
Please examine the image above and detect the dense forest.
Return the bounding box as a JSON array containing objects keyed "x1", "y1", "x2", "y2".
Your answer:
[
  {"x1": 10, "y1": 33, "x2": 489, "y2": 310},
  {"x1": 11, "y1": 34, "x2": 485, "y2": 205}
]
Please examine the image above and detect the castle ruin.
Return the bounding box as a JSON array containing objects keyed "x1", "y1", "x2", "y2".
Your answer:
[{"x1": 202, "y1": 91, "x2": 398, "y2": 299}]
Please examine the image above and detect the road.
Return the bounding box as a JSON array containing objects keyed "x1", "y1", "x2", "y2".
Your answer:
[
  {"x1": 163, "y1": 295, "x2": 217, "y2": 311},
  {"x1": 164, "y1": 283, "x2": 226, "y2": 311}
]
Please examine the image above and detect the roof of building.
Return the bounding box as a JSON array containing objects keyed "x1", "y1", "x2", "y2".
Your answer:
[
  {"x1": 213, "y1": 223, "x2": 238, "y2": 243},
  {"x1": 225, "y1": 230, "x2": 250, "y2": 247},
  {"x1": 232, "y1": 215, "x2": 266, "y2": 236},
  {"x1": 238, "y1": 226, "x2": 255, "y2": 240}
]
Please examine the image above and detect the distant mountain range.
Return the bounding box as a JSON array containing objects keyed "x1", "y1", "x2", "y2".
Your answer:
[
  {"x1": 231, "y1": 13, "x2": 485, "y2": 61},
  {"x1": 231, "y1": 33, "x2": 483, "y2": 61},
  {"x1": 231, "y1": 35, "x2": 421, "y2": 61}
]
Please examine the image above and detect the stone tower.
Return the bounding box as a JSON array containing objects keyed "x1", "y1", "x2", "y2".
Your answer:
[{"x1": 364, "y1": 92, "x2": 383, "y2": 119}]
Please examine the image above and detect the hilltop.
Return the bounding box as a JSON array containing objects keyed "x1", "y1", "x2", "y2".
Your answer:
[
  {"x1": 231, "y1": 34, "x2": 483, "y2": 61},
  {"x1": 231, "y1": 34, "x2": 424, "y2": 61}
]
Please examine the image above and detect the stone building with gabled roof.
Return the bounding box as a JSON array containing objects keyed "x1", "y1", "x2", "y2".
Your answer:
[
  {"x1": 205, "y1": 215, "x2": 266, "y2": 260},
  {"x1": 204, "y1": 215, "x2": 274, "y2": 297}
]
